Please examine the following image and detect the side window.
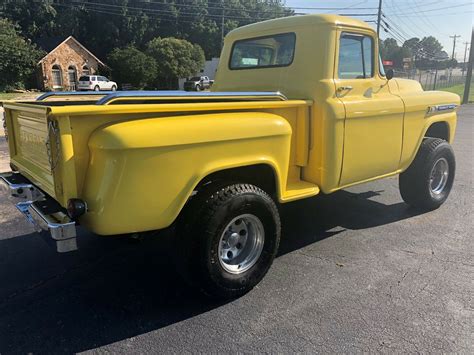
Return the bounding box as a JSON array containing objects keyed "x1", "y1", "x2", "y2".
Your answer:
[{"x1": 338, "y1": 33, "x2": 373, "y2": 79}]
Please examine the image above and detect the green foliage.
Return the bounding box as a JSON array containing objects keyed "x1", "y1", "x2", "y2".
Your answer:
[
  {"x1": 380, "y1": 38, "x2": 399, "y2": 60},
  {"x1": 0, "y1": 19, "x2": 44, "y2": 90},
  {"x1": 107, "y1": 46, "x2": 157, "y2": 89},
  {"x1": 0, "y1": 0, "x2": 292, "y2": 59},
  {"x1": 381, "y1": 36, "x2": 455, "y2": 71},
  {"x1": 147, "y1": 37, "x2": 205, "y2": 88}
]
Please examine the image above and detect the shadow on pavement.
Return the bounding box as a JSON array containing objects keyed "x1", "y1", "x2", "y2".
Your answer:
[{"x1": 0, "y1": 189, "x2": 424, "y2": 352}]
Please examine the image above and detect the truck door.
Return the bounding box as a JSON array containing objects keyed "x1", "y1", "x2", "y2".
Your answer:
[{"x1": 335, "y1": 31, "x2": 405, "y2": 186}]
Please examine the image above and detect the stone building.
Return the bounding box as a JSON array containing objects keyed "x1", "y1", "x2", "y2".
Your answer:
[{"x1": 36, "y1": 36, "x2": 104, "y2": 91}]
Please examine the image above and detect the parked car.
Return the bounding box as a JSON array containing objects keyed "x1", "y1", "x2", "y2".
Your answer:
[
  {"x1": 1, "y1": 14, "x2": 460, "y2": 299},
  {"x1": 77, "y1": 75, "x2": 117, "y2": 91},
  {"x1": 184, "y1": 76, "x2": 211, "y2": 91}
]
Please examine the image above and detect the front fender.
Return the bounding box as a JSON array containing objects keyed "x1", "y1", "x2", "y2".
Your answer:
[
  {"x1": 398, "y1": 90, "x2": 459, "y2": 172},
  {"x1": 81, "y1": 112, "x2": 292, "y2": 235}
]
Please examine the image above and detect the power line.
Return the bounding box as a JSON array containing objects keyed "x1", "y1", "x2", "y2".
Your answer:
[
  {"x1": 411, "y1": 0, "x2": 450, "y2": 37},
  {"x1": 58, "y1": 1, "x2": 283, "y2": 22},
  {"x1": 387, "y1": 2, "x2": 472, "y2": 16},
  {"x1": 387, "y1": 0, "x2": 431, "y2": 40}
]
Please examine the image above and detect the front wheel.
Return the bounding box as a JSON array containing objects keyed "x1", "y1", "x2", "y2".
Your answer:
[
  {"x1": 399, "y1": 138, "x2": 455, "y2": 210},
  {"x1": 195, "y1": 84, "x2": 201, "y2": 91},
  {"x1": 177, "y1": 184, "x2": 281, "y2": 299},
  {"x1": 111, "y1": 85, "x2": 117, "y2": 91}
]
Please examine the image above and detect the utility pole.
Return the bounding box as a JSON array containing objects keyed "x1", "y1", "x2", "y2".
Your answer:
[
  {"x1": 462, "y1": 41, "x2": 470, "y2": 75},
  {"x1": 221, "y1": 0, "x2": 225, "y2": 50},
  {"x1": 450, "y1": 34, "x2": 461, "y2": 59},
  {"x1": 462, "y1": 28, "x2": 473, "y2": 104},
  {"x1": 376, "y1": 0, "x2": 382, "y2": 37}
]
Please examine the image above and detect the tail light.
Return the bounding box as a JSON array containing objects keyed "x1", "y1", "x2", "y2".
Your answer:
[{"x1": 67, "y1": 199, "x2": 87, "y2": 219}]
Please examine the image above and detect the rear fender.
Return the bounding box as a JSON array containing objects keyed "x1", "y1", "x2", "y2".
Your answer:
[{"x1": 81, "y1": 112, "x2": 292, "y2": 235}]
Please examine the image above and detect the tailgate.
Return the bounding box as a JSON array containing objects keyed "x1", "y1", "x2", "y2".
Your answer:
[{"x1": 3, "y1": 102, "x2": 56, "y2": 198}]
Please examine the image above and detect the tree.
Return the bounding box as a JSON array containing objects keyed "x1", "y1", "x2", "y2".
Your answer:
[
  {"x1": 381, "y1": 38, "x2": 399, "y2": 60},
  {"x1": 0, "y1": 0, "x2": 293, "y2": 59},
  {"x1": 0, "y1": 0, "x2": 57, "y2": 40},
  {"x1": 0, "y1": 19, "x2": 44, "y2": 90},
  {"x1": 107, "y1": 46, "x2": 157, "y2": 89},
  {"x1": 147, "y1": 37, "x2": 205, "y2": 89}
]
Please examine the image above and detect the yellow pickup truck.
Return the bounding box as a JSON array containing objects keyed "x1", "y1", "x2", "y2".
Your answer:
[{"x1": 1, "y1": 15, "x2": 459, "y2": 298}]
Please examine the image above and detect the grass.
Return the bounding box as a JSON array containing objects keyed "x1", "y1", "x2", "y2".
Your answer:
[
  {"x1": 438, "y1": 83, "x2": 474, "y2": 103},
  {"x1": 0, "y1": 92, "x2": 43, "y2": 101}
]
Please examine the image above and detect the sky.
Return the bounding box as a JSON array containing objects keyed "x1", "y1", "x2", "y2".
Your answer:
[{"x1": 285, "y1": 0, "x2": 473, "y2": 61}]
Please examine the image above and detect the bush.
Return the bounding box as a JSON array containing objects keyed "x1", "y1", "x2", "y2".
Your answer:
[
  {"x1": 107, "y1": 46, "x2": 157, "y2": 89},
  {"x1": 147, "y1": 37, "x2": 205, "y2": 89},
  {"x1": 0, "y1": 19, "x2": 44, "y2": 91}
]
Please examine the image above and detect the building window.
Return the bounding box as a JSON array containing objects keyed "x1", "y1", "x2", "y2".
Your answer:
[
  {"x1": 51, "y1": 65, "x2": 63, "y2": 88},
  {"x1": 82, "y1": 65, "x2": 90, "y2": 75},
  {"x1": 68, "y1": 66, "x2": 77, "y2": 91}
]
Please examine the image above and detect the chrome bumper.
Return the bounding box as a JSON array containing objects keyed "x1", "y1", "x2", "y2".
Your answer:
[{"x1": 0, "y1": 172, "x2": 77, "y2": 252}]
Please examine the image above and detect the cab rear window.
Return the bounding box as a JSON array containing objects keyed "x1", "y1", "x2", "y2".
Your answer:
[{"x1": 229, "y1": 33, "x2": 296, "y2": 70}]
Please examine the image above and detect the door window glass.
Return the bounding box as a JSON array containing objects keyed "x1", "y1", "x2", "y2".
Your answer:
[{"x1": 338, "y1": 33, "x2": 373, "y2": 79}]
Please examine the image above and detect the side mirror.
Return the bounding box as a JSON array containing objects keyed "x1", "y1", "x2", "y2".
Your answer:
[{"x1": 386, "y1": 68, "x2": 394, "y2": 80}]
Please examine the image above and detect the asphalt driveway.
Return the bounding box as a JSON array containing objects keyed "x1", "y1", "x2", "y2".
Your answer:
[{"x1": 0, "y1": 105, "x2": 472, "y2": 353}]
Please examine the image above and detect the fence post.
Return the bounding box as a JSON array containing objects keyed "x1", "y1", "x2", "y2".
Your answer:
[{"x1": 433, "y1": 66, "x2": 438, "y2": 90}]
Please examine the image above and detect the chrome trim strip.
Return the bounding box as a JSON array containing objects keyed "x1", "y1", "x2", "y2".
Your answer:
[
  {"x1": 36, "y1": 90, "x2": 288, "y2": 104},
  {"x1": 426, "y1": 103, "x2": 458, "y2": 115},
  {"x1": 36, "y1": 91, "x2": 115, "y2": 101}
]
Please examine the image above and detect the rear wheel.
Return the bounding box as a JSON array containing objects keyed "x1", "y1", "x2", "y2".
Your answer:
[
  {"x1": 399, "y1": 138, "x2": 455, "y2": 210},
  {"x1": 177, "y1": 183, "x2": 281, "y2": 299},
  {"x1": 94, "y1": 85, "x2": 100, "y2": 91}
]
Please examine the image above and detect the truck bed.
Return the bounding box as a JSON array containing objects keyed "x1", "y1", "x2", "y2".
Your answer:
[{"x1": 2, "y1": 91, "x2": 314, "y2": 210}]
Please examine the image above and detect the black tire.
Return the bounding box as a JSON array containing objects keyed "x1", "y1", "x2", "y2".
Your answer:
[
  {"x1": 111, "y1": 85, "x2": 117, "y2": 91},
  {"x1": 94, "y1": 85, "x2": 100, "y2": 91},
  {"x1": 196, "y1": 84, "x2": 201, "y2": 91},
  {"x1": 176, "y1": 183, "x2": 281, "y2": 299},
  {"x1": 399, "y1": 138, "x2": 455, "y2": 210}
]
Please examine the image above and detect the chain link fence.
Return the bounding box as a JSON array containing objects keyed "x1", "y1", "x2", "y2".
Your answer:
[{"x1": 393, "y1": 69, "x2": 473, "y2": 101}]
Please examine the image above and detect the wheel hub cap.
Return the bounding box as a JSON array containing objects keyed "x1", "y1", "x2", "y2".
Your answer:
[
  {"x1": 430, "y1": 157, "x2": 449, "y2": 195},
  {"x1": 218, "y1": 214, "x2": 265, "y2": 274}
]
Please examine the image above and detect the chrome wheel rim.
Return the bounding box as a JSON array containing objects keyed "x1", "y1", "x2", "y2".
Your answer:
[
  {"x1": 218, "y1": 214, "x2": 265, "y2": 274},
  {"x1": 430, "y1": 157, "x2": 449, "y2": 195}
]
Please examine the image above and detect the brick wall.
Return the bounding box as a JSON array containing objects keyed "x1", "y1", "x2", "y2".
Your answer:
[{"x1": 38, "y1": 38, "x2": 101, "y2": 91}]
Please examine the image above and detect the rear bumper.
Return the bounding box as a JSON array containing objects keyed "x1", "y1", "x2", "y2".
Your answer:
[{"x1": 0, "y1": 172, "x2": 77, "y2": 252}]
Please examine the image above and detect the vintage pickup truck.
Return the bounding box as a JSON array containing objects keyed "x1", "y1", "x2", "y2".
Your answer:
[{"x1": 1, "y1": 15, "x2": 459, "y2": 298}]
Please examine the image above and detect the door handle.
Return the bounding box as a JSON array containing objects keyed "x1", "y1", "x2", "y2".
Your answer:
[{"x1": 337, "y1": 86, "x2": 353, "y2": 92}]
